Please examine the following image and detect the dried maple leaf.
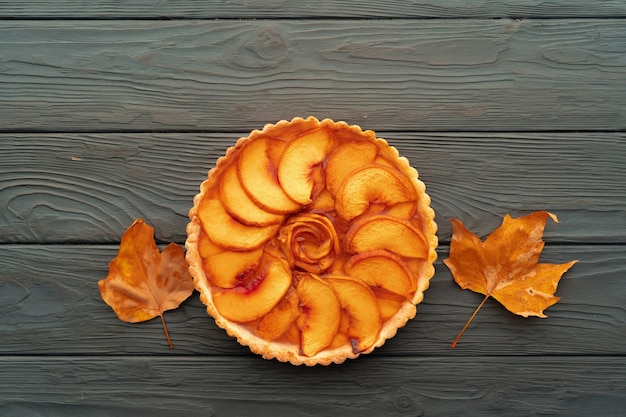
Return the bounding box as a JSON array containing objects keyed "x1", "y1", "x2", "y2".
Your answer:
[
  {"x1": 443, "y1": 211, "x2": 577, "y2": 348},
  {"x1": 98, "y1": 218, "x2": 194, "y2": 348}
]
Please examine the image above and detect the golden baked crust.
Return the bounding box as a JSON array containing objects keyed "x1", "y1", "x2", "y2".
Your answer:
[{"x1": 186, "y1": 116, "x2": 437, "y2": 365}]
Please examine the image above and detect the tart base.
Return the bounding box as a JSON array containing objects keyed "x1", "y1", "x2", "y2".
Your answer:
[{"x1": 186, "y1": 116, "x2": 437, "y2": 366}]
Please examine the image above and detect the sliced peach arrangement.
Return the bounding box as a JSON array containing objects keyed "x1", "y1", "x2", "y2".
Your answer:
[
  {"x1": 345, "y1": 214, "x2": 428, "y2": 259},
  {"x1": 197, "y1": 232, "x2": 263, "y2": 288},
  {"x1": 255, "y1": 288, "x2": 300, "y2": 341},
  {"x1": 344, "y1": 250, "x2": 415, "y2": 299},
  {"x1": 335, "y1": 164, "x2": 418, "y2": 221},
  {"x1": 325, "y1": 140, "x2": 378, "y2": 195},
  {"x1": 237, "y1": 136, "x2": 300, "y2": 214},
  {"x1": 278, "y1": 129, "x2": 335, "y2": 204},
  {"x1": 295, "y1": 273, "x2": 341, "y2": 357},
  {"x1": 186, "y1": 116, "x2": 437, "y2": 365},
  {"x1": 197, "y1": 197, "x2": 280, "y2": 251},
  {"x1": 325, "y1": 275, "x2": 382, "y2": 353},
  {"x1": 220, "y1": 163, "x2": 284, "y2": 227},
  {"x1": 211, "y1": 247, "x2": 292, "y2": 323}
]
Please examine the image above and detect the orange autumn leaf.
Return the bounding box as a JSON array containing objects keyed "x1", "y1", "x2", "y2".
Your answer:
[
  {"x1": 443, "y1": 211, "x2": 577, "y2": 348},
  {"x1": 98, "y1": 218, "x2": 194, "y2": 348}
]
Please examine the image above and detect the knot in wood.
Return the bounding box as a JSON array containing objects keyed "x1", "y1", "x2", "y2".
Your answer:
[
  {"x1": 238, "y1": 28, "x2": 289, "y2": 69},
  {"x1": 395, "y1": 394, "x2": 424, "y2": 415},
  {"x1": 487, "y1": 388, "x2": 510, "y2": 410}
]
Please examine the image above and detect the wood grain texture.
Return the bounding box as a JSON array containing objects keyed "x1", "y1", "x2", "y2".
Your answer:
[
  {"x1": 1, "y1": 4, "x2": 624, "y2": 415},
  {"x1": 2, "y1": 132, "x2": 624, "y2": 243},
  {"x1": 1, "y1": 19, "x2": 624, "y2": 132},
  {"x1": 1, "y1": 0, "x2": 626, "y2": 18},
  {"x1": 1, "y1": 356, "x2": 624, "y2": 417},
  {"x1": 1, "y1": 244, "x2": 623, "y2": 357}
]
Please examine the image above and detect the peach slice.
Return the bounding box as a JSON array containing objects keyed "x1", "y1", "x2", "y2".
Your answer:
[
  {"x1": 344, "y1": 250, "x2": 414, "y2": 299},
  {"x1": 255, "y1": 288, "x2": 299, "y2": 341},
  {"x1": 345, "y1": 214, "x2": 428, "y2": 259},
  {"x1": 278, "y1": 129, "x2": 334, "y2": 204},
  {"x1": 325, "y1": 276, "x2": 382, "y2": 353},
  {"x1": 198, "y1": 232, "x2": 264, "y2": 288},
  {"x1": 335, "y1": 164, "x2": 417, "y2": 221},
  {"x1": 220, "y1": 163, "x2": 284, "y2": 227},
  {"x1": 197, "y1": 196, "x2": 279, "y2": 251},
  {"x1": 328, "y1": 330, "x2": 351, "y2": 351},
  {"x1": 385, "y1": 201, "x2": 417, "y2": 219},
  {"x1": 296, "y1": 274, "x2": 341, "y2": 357},
  {"x1": 371, "y1": 287, "x2": 408, "y2": 322},
  {"x1": 281, "y1": 322, "x2": 301, "y2": 346},
  {"x1": 325, "y1": 140, "x2": 379, "y2": 196},
  {"x1": 404, "y1": 258, "x2": 427, "y2": 292},
  {"x1": 237, "y1": 137, "x2": 301, "y2": 214},
  {"x1": 212, "y1": 252, "x2": 292, "y2": 323},
  {"x1": 308, "y1": 189, "x2": 335, "y2": 213}
]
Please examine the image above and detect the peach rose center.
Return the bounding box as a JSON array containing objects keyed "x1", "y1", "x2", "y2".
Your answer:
[{"x1": 277, "y1": 213, "x2": 340, "y2": 274}]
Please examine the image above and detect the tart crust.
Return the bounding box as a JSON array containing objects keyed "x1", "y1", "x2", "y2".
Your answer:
[{"x1": 186, "y1": 116, "x2": 437, "y2": 365}]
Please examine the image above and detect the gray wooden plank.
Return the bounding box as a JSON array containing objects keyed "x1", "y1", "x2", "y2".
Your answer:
[
  {"x1": 1, "y1": 356, "x2": 624, "y2": 416},
  {"x1": 1, "y1": 0, "x2": 626, "y2": 18},
  {"x1": 1, "y1": 244, "x2": 623, "y2": 356},
  {"x1": 1, "y1": 132, "x2": 624, "y2": 244},
  {"x1": 1, "y1": 19, "x2": 624, "y2": 132}
]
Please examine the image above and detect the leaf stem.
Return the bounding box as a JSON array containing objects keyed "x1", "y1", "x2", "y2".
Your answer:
[
  {"x1": 160, "y1": 313, "x2": 174, "y2": 349},
  {"x1": 451, "y1": 294, "x2": 490, "y2": 348}
]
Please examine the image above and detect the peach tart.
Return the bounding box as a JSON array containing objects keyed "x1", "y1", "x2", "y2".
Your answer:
[{"x1": 186, "y1": 116, "x2": 437, "y2": 365}]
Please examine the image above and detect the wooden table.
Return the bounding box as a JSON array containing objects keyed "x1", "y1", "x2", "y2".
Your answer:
[{"x1": 1, "y1": 2, "x2": 625, "y2": 415}]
